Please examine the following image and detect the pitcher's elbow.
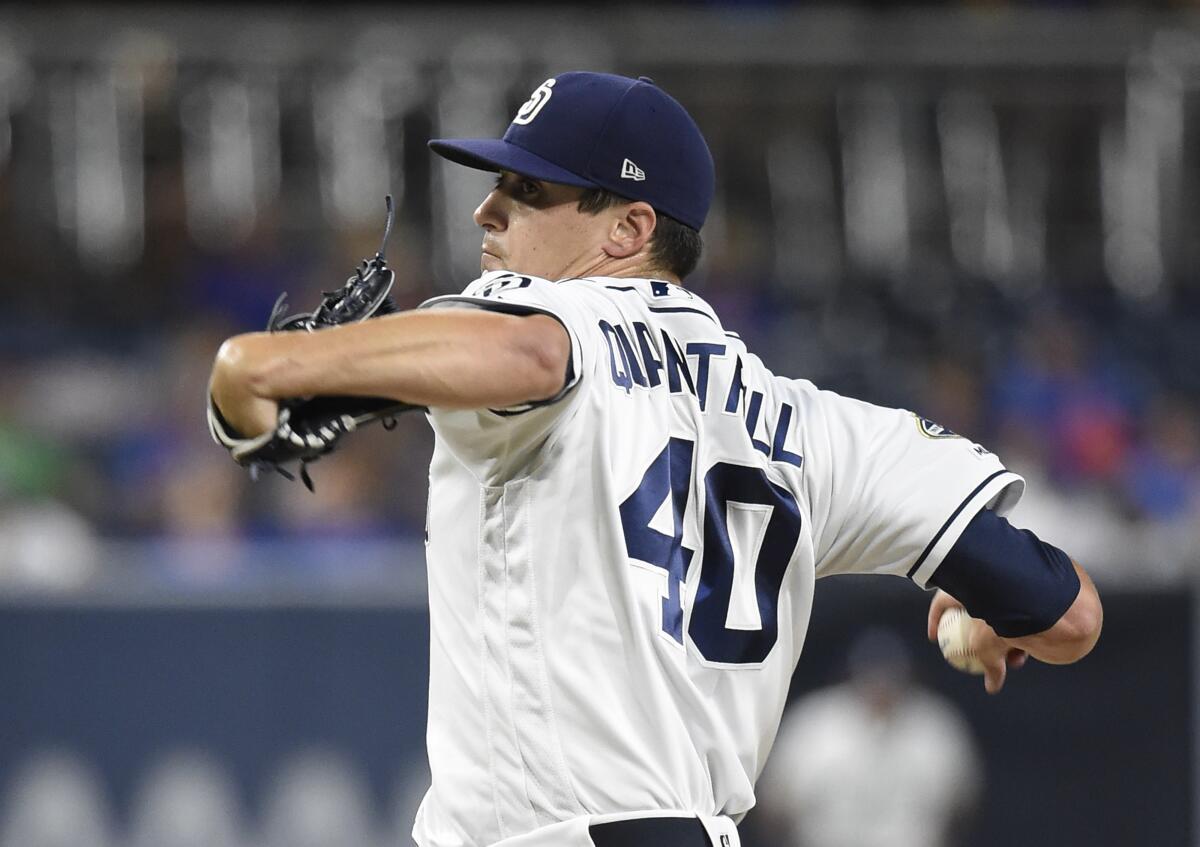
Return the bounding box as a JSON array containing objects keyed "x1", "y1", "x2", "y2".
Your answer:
[
  {"x1": 1071, "y1": 584, "x2": 1103, "y2": 658},
  {"x1": 1058, "y1": 567, "x2": 1103, "y2": 662},
  {"x1": 519, "y1": 315, "x2": 572, "y2": 402}
]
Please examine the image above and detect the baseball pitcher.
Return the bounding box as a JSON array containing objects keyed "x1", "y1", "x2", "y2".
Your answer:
[{"x1": 208, "y1": 72, "x2": 1102, "y2": 847}]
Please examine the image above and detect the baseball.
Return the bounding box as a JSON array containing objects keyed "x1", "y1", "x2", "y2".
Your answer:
[{"x1": 937, "y1": 608, "x2": 985, "y2": 674}]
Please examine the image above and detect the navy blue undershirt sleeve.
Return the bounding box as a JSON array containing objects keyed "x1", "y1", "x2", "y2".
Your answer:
[{"x1": 929, "y1": 508, "x2": 1080, "y2": 638}]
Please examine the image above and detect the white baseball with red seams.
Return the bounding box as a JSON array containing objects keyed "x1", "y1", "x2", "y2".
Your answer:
[{"x1": 937, "y1": 607, "x2": 986, "y2": 674}]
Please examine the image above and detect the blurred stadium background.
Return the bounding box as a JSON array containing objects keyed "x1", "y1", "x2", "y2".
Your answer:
[{"x1": 0, "y1": 3, "x2": 1197, "y2": 846}]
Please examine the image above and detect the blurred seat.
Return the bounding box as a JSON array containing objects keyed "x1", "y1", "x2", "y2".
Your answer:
[
  {"x1": 259, "y1": 747, "x2": 376, "y2": 847},
  {"x1": 128, "y1": 749, "x2": 244, "y2": 847},
  {"x1": 0, "y1": 749, "x2": 113, "y2": 847}
]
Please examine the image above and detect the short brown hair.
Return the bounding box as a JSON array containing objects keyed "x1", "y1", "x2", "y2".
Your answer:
[{"x1": 577, "y1": 188, "x2": 703, "y2": 280}]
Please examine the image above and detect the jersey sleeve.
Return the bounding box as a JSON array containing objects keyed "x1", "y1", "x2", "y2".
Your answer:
[
  {"x1": 799, "y1": 382, "x2": 1025, "y2": 587},
  {"x1": 420, "y1": 271, "x2": 588, "y2": 407},
  {"x1": 416, "y1": 271, "x2": 593, "y2": 481}
]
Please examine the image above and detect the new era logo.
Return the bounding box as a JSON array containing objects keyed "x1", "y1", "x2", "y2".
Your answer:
[
  {"x1": 621, "y1": 158, "x2": 646, "y2": 181},
  {"x1": 720, "y1": 836, "x2": 731, "y2": 847}
]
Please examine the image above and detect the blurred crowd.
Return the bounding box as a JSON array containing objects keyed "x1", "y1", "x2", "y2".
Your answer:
[
  {"x1": 1, "y1": 202, "x2": 1195, "y2": 588},
  {"x1": 0, "y1": 213, "x2": 442, "y2": 588},
  {"x1": 1, "y1": 6, "x2": 1198, "y2": 590}
]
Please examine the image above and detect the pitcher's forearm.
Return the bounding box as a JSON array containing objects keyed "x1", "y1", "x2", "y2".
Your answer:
[{"x1": 209, "y1": 309, "x2": 570, "y2": 427}]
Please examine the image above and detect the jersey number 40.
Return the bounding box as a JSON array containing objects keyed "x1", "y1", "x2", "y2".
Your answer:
[{"x1": 619, "y1": 438, "x2": 802, "y2": 666}]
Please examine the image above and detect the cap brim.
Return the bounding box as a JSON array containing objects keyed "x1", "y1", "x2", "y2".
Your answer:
[{"x1": 428, "y1": 138, "x2": 598, "y2": 189}]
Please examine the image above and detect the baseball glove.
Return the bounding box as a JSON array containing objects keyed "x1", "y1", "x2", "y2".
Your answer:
[{"x1": 207, "y1": 195, "x2": 421, "y2": 490}]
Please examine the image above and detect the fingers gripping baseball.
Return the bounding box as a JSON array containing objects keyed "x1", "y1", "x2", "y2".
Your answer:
[
  {"x1": 926, "y1": 589, "x2": 961, "y2": 642},
  {"x1": 928, "y1": 589, "x2": 1027, "y2": 694}
]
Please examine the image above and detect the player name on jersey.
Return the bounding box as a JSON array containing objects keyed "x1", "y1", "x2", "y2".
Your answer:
[{"x1": 598, "y1": 318, "x2": 804, "y2": 469}]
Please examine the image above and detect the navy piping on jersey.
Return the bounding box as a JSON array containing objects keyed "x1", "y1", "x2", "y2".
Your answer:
[
  {"x1": 647, "y1": 305, "x2": 719, "y2": 324},
  {"x1": 905, "y1": 469, "x2": 1007, "y2": 579},
  {"x1": 602, "y1": 279, "x2": 678, "y2": 293},
  {"x1": 600, "y1": 282, "x2": 718, "y2": 321}
]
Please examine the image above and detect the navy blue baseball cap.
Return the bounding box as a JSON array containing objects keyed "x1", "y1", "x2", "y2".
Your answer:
[{"x1": 428, "y1": 72, "x2": 715, "y2": 231}]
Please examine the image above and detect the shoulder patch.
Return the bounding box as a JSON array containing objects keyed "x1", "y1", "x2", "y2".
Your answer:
[{"x1": 914, "y1": 414, "x2": 961, "y2": 439}]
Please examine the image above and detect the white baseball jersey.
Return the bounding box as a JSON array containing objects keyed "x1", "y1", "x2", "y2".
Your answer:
[{"x1": 412, "y1": 272, "x2": 1024, "y2": 847}]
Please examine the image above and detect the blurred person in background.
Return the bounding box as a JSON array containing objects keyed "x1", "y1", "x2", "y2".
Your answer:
[{"x1": 754, "y1": 630, "x2": 981, "y2": 847}]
